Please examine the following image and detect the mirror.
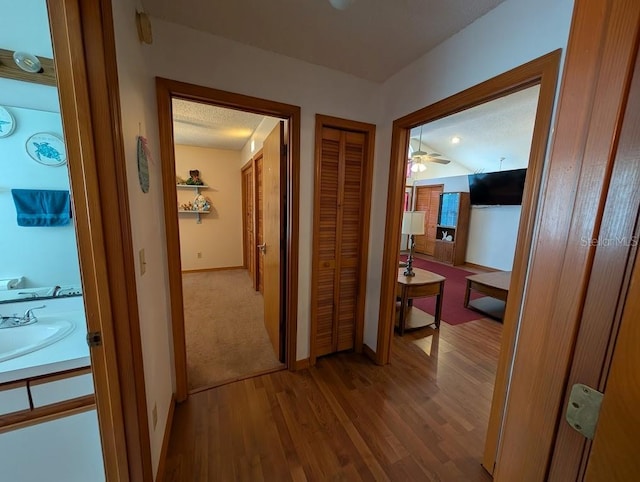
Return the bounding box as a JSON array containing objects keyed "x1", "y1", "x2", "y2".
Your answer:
[{"x1": 0, "y1": 1, "x2": 82, "y2": 304}]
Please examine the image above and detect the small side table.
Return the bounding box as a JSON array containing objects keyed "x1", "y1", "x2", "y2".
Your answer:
[{"x1": 396, "y1": 268, "x2": 446, "y2": 335}]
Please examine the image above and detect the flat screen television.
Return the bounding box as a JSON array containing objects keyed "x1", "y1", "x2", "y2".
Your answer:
[{"x1": 468, "y1": 168, "x2": 527, "y2": 205}]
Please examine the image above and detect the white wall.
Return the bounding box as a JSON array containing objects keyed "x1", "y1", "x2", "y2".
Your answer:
[
  {"x1": 363, "y1": 0, "x2": 575, "y2": 349},
  {"x1": 414, "y1": 175, "x2": 521, "y2": 271},
  {"x1": 110, "y1": 0, "x2": 174, "y2": 477},
  {"x1": 240, "y1": 116, "x2": 280, "y2": 164},
  {"x1": 175, "y1": 145, "x2": 243, "y2": 270},
  {"x1": 0, "y1": 107, "x2": 82, "y2": 289},
  {"x1": 467, "y1": 205, "x2": 521, "y2": 270},
  {"x1": 148, "y1": 18, "x2": 383, "y2": 362}
]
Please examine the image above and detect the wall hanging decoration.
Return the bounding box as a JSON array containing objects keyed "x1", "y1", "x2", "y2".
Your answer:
[
  {"x1": 25, "y1": 132, "x2": 66, "y2": 166},
  {"x1": 0, "y1": 105, "x2": 16, "y2": 138},
  {"x1": 137, "y1": 135, "x2": 151, "y2": 193}
]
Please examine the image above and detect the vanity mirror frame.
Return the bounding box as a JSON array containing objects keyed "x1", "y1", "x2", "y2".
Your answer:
[{"x1": 375, "y1": 50, "x2": 562, "y2": 475}]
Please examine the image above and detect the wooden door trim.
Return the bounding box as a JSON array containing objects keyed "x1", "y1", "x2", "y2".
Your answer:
[
  {"x1": 494, "y1": 0, "x2": 640, "y2": 479},
  {"x1": 310, "y1": 114, "x2": 376, "y2": 364},
  {"x1": 48, "y1": 0, "x2": 152, "y2": 479},
  {"x1": 584, "y1": 247, "x2": 640, "y2": 479},
  {"x1": 375, "y1": 50, "x2": 561, "y2": 475},
  {"x1": 156, "y1": 78, "x2": 300, "y2": 401},
  {"x1": 241, "y1": 162, "x2": 253, "y2": 270},
  {"x1": 254, "y1": 150, "x2": 264, "y2": 293},
  {"x1": 546, "y1": 6, "x2": 640, "y2": 479}
]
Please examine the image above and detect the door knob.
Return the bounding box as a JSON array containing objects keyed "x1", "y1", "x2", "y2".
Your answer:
[{"x1": 257, "y1": 243, "x2": 266, "y2": 254}]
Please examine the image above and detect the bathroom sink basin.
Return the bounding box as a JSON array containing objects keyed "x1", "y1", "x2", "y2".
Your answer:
[{"x1": 0, "y1": 320, "x2": 75, "y2": 363}]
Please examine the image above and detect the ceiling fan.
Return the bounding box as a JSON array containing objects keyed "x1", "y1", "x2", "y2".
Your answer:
[{"x1": 409, "y1": 125, "x2": 451, "y2": 172}]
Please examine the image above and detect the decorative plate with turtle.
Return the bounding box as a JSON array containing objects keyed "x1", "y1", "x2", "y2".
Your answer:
[
  {"x1": 26, "y1": 132, "x2": 67, "y2": 166},
  {"x1": 0, "y1": 106, "x2": 16, "y2": 138}
]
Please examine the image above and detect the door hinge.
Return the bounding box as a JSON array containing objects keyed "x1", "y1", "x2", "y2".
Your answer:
[
  {"x1": 86, "y1": 331, "x2": 102, "y2": 348},
  {"x1": 566, "y1": 383, "x2": 604, "y2": 440}
]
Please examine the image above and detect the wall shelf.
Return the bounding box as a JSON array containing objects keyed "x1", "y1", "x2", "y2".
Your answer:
[
  {"x1": 176, "y1": 184, "x2": 209, "y2": 193},
  {"x1": 177, "y1": 209, "x2": 210, "y2": 224},
  {"x1": 177, "y1": 184, "x2": 211, "y2": 223}
]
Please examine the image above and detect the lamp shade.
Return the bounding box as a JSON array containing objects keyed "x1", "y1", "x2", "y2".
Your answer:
[{"x1": 401, "y1": 211, "x2": 426, "y2": 235}]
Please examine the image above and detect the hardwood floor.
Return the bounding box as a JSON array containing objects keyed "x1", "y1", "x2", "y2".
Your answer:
[{"x1": 163, "y1": 319, "x2": 501, "y2": 481}]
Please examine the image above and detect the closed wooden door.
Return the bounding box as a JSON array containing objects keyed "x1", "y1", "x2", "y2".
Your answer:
[
  {"x1": 255, "y1": 154, "x2": 264, "y2": 294},
  {"x1": 584, "y1": 251, "x2": 640, "y2": 480},
  {"x1": 241, "y1": 164, "x2": 255, "y2": 287},
  {"x1": 262, "y1": 123, "x2": 285, "y2": 361},
  {"x1": 413, "y1": 185, "x2": 442, "y2": 255},
  {"x1": 312, "y1": 123, "x2": 372, "y2": 358}
]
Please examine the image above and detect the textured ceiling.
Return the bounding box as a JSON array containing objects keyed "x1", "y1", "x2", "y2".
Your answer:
[
  {"x1": 409, "y1": 85, "x2": 540, "y2": 174},
  {"x1": 172, "y1": 99, "x2": 265, "y2": 150},
  {"x1": 142, "y1": 0, "x2": 507, "y2": 82}
]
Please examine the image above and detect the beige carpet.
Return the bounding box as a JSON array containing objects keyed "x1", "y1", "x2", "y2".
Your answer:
[{"x1": 182, "y1": 269, "x2": 284, "y2": 390}]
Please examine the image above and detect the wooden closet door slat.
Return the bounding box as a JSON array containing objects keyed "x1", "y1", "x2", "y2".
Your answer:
[
  {"x1": 336, "y1": 131, "x2": 365, "y2": 351},
  {"x1": 315, "y1": 127, "x2": 340, "y2": 356}
]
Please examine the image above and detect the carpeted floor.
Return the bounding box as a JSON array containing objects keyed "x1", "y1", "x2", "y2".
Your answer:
[
  {"x1": 182, "y1": 269, "x2": 284, "y2": 391},
  {"x1": 401, "y1": 256, "x2": 487, "y2": 325}
]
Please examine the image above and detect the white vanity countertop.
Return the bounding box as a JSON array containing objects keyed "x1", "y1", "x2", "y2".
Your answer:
[{"x1": 0, "y1": 298, "x2": 90, "y2": 384}]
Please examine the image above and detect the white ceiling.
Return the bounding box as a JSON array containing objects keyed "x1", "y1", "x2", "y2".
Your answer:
[
  {"x1": 409, "y1": 84, "x2": 540, "y2": 174},
  {"x1": 172, "y1": 99, "x2": 265, "y2": 150},
  {"x1": 142, "y1": 0, "x2": 507, "y2": 82}
]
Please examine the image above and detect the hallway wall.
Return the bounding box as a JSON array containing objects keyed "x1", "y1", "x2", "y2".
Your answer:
[
  {"x1": 148, "y1": 18, "x2": 383, "y2": 362},
  {"x1": 109, "y1": 0, "x2": 575, "y2": 477},
  {"x1": 175, "y1": 145, "x2": 244, "y2": 270},
  {"x1": 365, "y1": 0, "x2": 575, "y2": 348},
  {"x1": 110, "y1": 0, "x2": 174, "y2": 476}
]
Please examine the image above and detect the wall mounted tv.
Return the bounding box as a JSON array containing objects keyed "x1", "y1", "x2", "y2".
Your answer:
[{"x1": 468, "y1": 168, "x2": 527, "y2": 206}]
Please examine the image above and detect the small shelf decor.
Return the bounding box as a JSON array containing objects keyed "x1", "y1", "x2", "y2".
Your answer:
[{"x1": 177, "y1": 171, "x2": 212, "y2": 223}]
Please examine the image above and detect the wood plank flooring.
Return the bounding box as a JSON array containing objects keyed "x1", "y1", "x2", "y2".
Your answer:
[{"x1": 163, "y1": 318, "x2": 501, "y2": 481}]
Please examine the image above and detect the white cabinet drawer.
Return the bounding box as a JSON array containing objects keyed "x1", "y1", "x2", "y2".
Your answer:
[
  {"x1": 0, "y1": 382, "x2": 30, "y2": 415},
  {"x1": 31, "y1": 371, "x2": 94, "y2": 407}
]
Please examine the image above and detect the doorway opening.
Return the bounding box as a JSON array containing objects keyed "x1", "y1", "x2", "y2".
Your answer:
[
  {"x1": 156, "y1": 79, "x2": 300, "y2": 401},
  {"x1": 173, "y1": 100, "x2": 287, "y2": 392},
  {"x1": 376, "y1": 50, "x2": 562, "y2": 475}
]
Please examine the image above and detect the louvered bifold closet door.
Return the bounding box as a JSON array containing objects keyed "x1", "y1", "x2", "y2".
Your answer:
[{"x1": 315, "y1": 127, "x2": 366, "y2": 356}]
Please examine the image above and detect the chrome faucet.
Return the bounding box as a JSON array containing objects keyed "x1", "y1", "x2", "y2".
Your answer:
[{"x1": 0, "y1": 305, "x2": 46, "y2": 328}]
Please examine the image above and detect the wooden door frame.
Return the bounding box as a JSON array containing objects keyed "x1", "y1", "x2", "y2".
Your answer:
[
  {"x1": 309, "y1": 114, "x2": 376, "y2": 365},
  {"x1": 240, "y1": 159, "x2": 253, "y2": 275},
  {"x1": 494, "y1": 0, "x2": 640, "y2": 478},
  {"x1": 48, "y1": 0, "x2": 152, "y2": 479},
  {"x1": 253, "y1": 150, "x2": 265, "y2": 293},
  {"x1": 549, "y1": 34, "x2": 640, "y2": 479},
  {"x1": 374, "y1": 50, "x2": 562, "y2": 474},
  {"x1": 156, "y1": 78, "x2": 300, "y2": 401}
]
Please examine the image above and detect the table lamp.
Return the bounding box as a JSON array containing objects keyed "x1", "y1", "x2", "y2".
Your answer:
[{"x1": 401, "y1": 211, "x2": 426, "y2": 277}]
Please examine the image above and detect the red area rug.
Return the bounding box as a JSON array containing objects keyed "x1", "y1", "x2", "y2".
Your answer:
[{"x1": 401, "y1": 256, "x2": 485, "y2": 325}]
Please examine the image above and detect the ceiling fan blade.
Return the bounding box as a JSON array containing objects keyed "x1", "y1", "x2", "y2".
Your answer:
[{"x1": 429, "y1": 158, "x2": 451, "y2": 165}]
